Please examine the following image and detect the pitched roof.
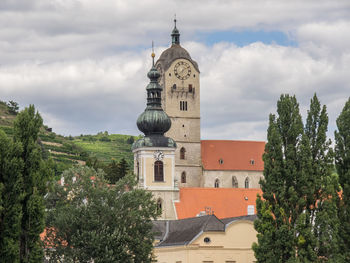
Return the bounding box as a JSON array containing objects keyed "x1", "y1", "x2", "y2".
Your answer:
[
  {"x1": 154, "y1": 214, "x2": 256, "y2": 247},
  {"x1": 175, "y1": 188, "x2": 262, "y2": 219},
  {"x1": 201, "y1": 140, "x2": 265, "y2": 171},
  {"x1": 155, "y1": 215, "x2": 225, "y2": 247}
]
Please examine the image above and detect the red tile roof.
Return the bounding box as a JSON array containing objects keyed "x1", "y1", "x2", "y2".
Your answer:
[
  {"x1": 175, "y1": 188, "x2": 262, "y2": 219},
  {"x1": 201, "y1": 140, "x2": 265, "y2": 171}
]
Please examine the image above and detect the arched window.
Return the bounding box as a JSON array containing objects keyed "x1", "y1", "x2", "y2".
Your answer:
[
  {"x1": 181, "y1": 172, "x2": 186, "y2": 183},
  {"x1": 214, "y1": 178, "x2": 220, "y2": 188},
  {"x1": 136, "y1": 161, "x2": 140, "y2": 181},
  {"x1": 232, "y1": 176, "x2": 238, "y2": 188},
  {"x1": 156, "y1": 198, "x2": 162, "y2": 213},
  {"x1": 245, "y1": 177, "x2": 249, "y2": 189},
  {"x1": 154, "y1": 161, "x2": 164, "y2": 182},
  {"x1": 180, "y1": 147, "x2": 186, "y2": 160}
]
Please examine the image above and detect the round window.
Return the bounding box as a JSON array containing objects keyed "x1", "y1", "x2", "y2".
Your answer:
[{"x1": 204, "y1": 237, "x2": 211, "y2": 243}]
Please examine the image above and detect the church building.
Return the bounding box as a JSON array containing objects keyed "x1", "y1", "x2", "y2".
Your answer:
[{"x1": 132, "y1": 20, "x2": 265, "y2": 220}]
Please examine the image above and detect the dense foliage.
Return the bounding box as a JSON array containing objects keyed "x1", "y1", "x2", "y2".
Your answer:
[
  {"x1": 335, "y1": 98, "x2": 350, "y2": 261},
  {"x1": 45, "y1": 166, "x2": 159, "y2": 263},
  {"x1": 0, "y1": 105, "x2": 53, "y2": 263},
  {"x1": 253, "y1": 94, "x2": 341, "y2": 262},
  {"x1": 0, "y1": 129, "x2": 23, "y2": 262}
]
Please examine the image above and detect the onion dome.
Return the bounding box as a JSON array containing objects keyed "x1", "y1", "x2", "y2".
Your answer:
[{"x1": 132, "y1": 50, "x2": 176, "y2": 150}]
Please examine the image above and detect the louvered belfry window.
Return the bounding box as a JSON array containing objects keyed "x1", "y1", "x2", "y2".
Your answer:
[{"x1": 154, "y1": 161, "x2": 164, "y2": 182}]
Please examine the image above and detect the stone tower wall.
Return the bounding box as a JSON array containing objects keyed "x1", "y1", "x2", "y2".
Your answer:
[{"x1": 159, "y1": 58, "x2": 202, "y2": 187}]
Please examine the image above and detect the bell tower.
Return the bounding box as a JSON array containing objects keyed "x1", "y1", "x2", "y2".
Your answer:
[
  {"x1": 155, "y1": 20, "x2": 202, "y2": 187},
  {"x1": 132, "y1": 50, "x2": 179, "y2": 220}
]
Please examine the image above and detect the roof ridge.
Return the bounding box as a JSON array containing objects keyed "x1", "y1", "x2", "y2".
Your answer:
[
  {"x1": 180, "y1": 187, "x2": 262, "y2": 191},
  {"x1": 201, "y1": 139, "x2": 266, "y2": 143}
]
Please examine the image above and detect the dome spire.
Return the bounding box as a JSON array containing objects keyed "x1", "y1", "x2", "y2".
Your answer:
[
  {"x1": 171, "y1": 15, "x2": 180, "y2": 45},
  {"x1": 151, "y1": 40, "x2": 155, "y2": 66},
  {"x1": 135, "y1": 46, "x2": 171, "y2": 136}
]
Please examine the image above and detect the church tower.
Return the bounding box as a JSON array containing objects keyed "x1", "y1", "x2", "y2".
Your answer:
[
  {"x1": 132, "y1": 50, "x2": 179, "y2": 220},
  {"x1": 155, "y1": 20, "x2": 202, "y2": 187}
]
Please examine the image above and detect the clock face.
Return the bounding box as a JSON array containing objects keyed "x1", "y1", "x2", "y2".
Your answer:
[
  {"x1": 174, "y1": 61, "x2": 191, "y2": 80},
  {"x1": 153, "y1": 150, "x2": 164, "y2": 161}
]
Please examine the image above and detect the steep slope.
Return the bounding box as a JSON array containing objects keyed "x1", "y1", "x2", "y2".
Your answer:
[{"x1": 0, "y1": 100, "x2": 136, "y2": 176}]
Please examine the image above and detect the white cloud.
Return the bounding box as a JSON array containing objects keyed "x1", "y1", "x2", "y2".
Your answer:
[{"x1": 0, "y1": 0, "x2": 349, "y2": 141}]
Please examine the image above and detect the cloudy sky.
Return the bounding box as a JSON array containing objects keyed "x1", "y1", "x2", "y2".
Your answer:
[{"x1": 1, "y1": 0, "x2": 350, "y2": 141}]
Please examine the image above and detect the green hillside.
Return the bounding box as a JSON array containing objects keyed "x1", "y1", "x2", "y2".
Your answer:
[
  {"x1": 73, "y1": 133, "x2": 136, "y2": 166},
  {"x1": 0, "y1": 100, "x2": 136, "y2": 176},
  {"x1": 0, "y1": 101, "x2": 17, "y2": 126}
]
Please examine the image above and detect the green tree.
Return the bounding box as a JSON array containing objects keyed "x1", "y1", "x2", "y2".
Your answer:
[
  {"x1": 86, "y1": 156, "x2": 106, "y2": 171},
  {"x1": 127, "y1": 136, "x2": 134, "y2": 144},
  {"x1": 7, "y1": 100, "x2": 19, "y2": 114},
  {"x1": 45, "y1": 166, "x2": 159, "y2": 263},
  {"x1": 105, "y1": 158, "x2": 129, "y2": 184},
  {"x1": 254, "y1": 94, "x2": 342, "y2": 262},
  {"x1": 0, "y1": 130, "x2": 24, "y2": 263},
  {"x1": 253, "y1": 94, "x2": 304, "y2": 263},
  {"x1": 304, "y1": 94, "x2": 341, "y2": 262},
  {"x1": 335, "y1": 97, "x2": 350, "y2": 261},
  {"x1": 294, "y1": 94, "x2": 341, "y2": 262},
  {"x1": 13, "y1": 105, "x2": 53, "y2": 263}
]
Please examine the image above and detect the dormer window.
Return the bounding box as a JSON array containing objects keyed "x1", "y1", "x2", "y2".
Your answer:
[
  {"x1": 250, "y1": 159, "x2": 255, "y2": 165},
  {"x1": 219, "y1": 158, "x2": 224, "y2": 164}
]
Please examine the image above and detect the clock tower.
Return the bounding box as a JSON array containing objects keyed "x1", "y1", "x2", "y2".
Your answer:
[
  {"x1": 155, "y1": 20, "x2": 202, "y2": 187},
  {"x1": 132, "y1": 51, "x2": 179, "y2": 220}
]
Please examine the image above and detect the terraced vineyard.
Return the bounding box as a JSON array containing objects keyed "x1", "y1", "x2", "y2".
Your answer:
[{"x1": 0, "y1": 100, "x2": 137, "y2": 177}]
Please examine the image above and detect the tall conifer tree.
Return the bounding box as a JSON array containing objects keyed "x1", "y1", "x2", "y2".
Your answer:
[
  {"x1": 0, "y1": 130, "x2": 23, "y2": 262},
  {"x1": 254, "y1": 94, "x2": 341, "y2": 262},
  {"x1": 301, "y1": 94, "x2": 340, "y2": 262},
  {"x1": 253, "y1": 94, "x2": 304, "y2": 262},
  {"x1": 335, "y1": 97, "x2": 350, "y2": 261},
  {"x1": 13, "y1": 105, "x2": 52, "y2": 263}
]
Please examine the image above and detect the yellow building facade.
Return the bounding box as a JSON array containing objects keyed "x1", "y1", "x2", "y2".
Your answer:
[{"x1": 153, "y1": 215, "x2": 257, "y2": 263}]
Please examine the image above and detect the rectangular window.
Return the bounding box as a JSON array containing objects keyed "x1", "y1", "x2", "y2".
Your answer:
[
  {"x1": 180, "y1": 101, "x2": 188, "y2": 111},
  {"x1": 188, "y1": 84, "x2": 193, "y2": 92}
]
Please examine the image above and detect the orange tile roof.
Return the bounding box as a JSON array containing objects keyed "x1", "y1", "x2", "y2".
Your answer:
[
  {"x1": 175, "y1": 188, "x2": 262, "y2": 219},
  {"x1": 201, "y1": 140, "x2": 265, "y2": 171}
]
